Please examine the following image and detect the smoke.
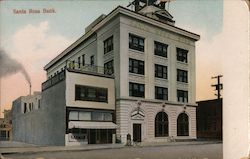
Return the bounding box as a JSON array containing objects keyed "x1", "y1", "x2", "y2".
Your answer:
[{"x1": 0, "y1": 49, "x2": 31, "y2": 85}]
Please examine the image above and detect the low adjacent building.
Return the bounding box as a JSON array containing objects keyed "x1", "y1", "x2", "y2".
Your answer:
[
  {"x1": 196, "y1": 98, "x2": 222, "y2": 140},
  {"x1": 0, "y1": 109, "x2": 12, "y2": 141}
]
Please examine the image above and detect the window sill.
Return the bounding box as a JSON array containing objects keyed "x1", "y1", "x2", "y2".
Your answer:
[
  {"x1": 104, "y1": 50, "x2": 114, "y2": 55},
  {"x1": 177, "y1": 61, "x2": 188, "y2": 65},
  {"x1": 154, "y1": 55, "x2": 168, "y2": 59},
  {"x1": 155, "y1": 77, "x2": 168, "y2": 81},
  {"x1": 129, "y1": 73, "x2": 145, "y2": 78},
  {"x1": 155, "y1": 136, "x2": 169, "y2": 138},
  {"x1": 177, "y1": 81, "x2": 188, "y2": 85},
  {"x1": 129, "y1": 48, "x2": 144, "y2": 54}
]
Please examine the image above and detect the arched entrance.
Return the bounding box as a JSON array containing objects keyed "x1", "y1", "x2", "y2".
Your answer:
[
  {"x1": 155, "y1": 111, "x2": 168, "y2": 137},
  {"x1": 177, "y1": 113, "x2": 189, "y2": 136}
]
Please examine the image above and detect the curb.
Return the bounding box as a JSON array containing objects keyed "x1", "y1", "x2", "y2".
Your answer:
[
  {"x1": 1, "y1": 141, "x2": 222, "y2": 156},
  {"x1": 1, "y1": 145, "x2": 125, "y2": 156}
]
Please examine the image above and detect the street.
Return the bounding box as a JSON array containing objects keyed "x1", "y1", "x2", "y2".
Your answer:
[{"x1": 3, "y1": 143, "x2": 222, "y2": 159}]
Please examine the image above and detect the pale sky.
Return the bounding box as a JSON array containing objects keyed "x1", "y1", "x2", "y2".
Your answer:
[{"x1": 0, "y1": 0, "x2": 223, "y2": 117}]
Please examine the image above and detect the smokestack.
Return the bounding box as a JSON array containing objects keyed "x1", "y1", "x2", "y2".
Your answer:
[
  {"x1": 0, "y1": 48, "x2": 32, "y2": 94},
  {"x1": 29, "y1": 84, "x2": 32, "y2": 96}
]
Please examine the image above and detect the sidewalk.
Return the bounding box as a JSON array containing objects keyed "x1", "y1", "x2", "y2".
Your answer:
[{"x1": 0, "y1": 140, "x2": 222, "y2": 155}]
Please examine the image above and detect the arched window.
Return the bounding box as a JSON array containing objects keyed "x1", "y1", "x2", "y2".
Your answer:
[
  {"x1": 155, "y1": 112, "x2": 168, "y2": 137},
  {"x1": 177, "y1": 113, "x2": 189, "y2": 136}
]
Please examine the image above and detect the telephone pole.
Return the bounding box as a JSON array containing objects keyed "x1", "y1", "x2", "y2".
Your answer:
[{"x1": 211, "y1": 75, "x2": 223, "y2": 99}]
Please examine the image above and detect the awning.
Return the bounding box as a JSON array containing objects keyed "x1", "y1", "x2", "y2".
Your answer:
[{"x1": 68, "y1": 121, "x2": 117, "y2": 129}]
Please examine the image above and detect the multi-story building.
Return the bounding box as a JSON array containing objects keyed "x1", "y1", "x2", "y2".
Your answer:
[{"x1": 12, "y1": 0, "x2": 200, "y2": 146}]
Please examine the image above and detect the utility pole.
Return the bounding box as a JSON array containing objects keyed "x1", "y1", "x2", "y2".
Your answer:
[{"x1": 211, "y1": 75, "x2": 223, "y2": 99}]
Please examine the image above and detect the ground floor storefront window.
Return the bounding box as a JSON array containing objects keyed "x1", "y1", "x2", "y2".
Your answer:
[{"x1": 68, "y1": 128, "x2": 115, "y2": 144}]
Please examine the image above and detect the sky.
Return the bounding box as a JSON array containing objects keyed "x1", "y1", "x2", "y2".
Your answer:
[{"x1": 0, "y1": 0, "x2": 223, "y2": 117}]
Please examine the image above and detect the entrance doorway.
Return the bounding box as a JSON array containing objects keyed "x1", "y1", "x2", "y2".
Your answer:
[{"x1": 133, "y1": 124, "x2": 141, "y2": 142}]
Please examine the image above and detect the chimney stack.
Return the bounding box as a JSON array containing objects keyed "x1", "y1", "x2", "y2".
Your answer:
[{"x1": 29, "y1": 84, "x2": 31, "y2": 96}]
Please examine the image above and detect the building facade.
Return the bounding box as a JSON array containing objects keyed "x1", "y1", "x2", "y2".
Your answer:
[
  {"x1": 12, "y1": 1, "x2": 199, "y2": 146},
  {"x1": 0, "y1": 110, "x2": 12, "y2": 141}
]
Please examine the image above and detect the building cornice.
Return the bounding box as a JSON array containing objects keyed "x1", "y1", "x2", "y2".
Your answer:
[
  {"x1": 116, "y1": 97, "x2": 198, "y2": 107},
  {"x1": 44, "y1": 6, "x2": 200, "y2": 71}
]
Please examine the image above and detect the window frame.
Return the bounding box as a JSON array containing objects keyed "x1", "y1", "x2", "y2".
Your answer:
[
  {"x1": 155, "y1": 112, "x2": 169, "y2": 137},
  {"x1": 82, "y1": 55, "x2": 85, "y2": 66},
  {"x1": 177, "y1": 69, "x2": 188, "y2": 83},
  {"x1": 90, "y1": 55, "x2": 94, "y2": 66},
  {"x1": 68, "y1": 110, "x2": 113, "y2": 122},
  {"x1": 75, "y1": 85, "x2": 108, "y2": 103},
  {"x1": 177, "y1": 48, "x2": 188, "y2": 63},
  {"x1": 155, "y1": 86, "x2": 168, "y2": 100},
  {"x1": 104, "y1": 60, "x2": 114, "y2": 75},
  {"x1": 129, "y1": 58, "x2": 145, "y2": 75},
  {"x1": 129, "y1": 82, "x2": 145, "y2": 98},
  {"x1": 129, "y1": 34, "x2": 145, "y2": 52},
  {"x1": 154, "y1": 41, "x2": 168, "y2": 58},
  {"x1": 177, "y1": 90, "x2": 188, "y2": 103},
  {"x1": 104, "y1": 36, "x2": 113, "y2": 54},
  {"x1": 177, "y1": 113, "x2": 189, "y2": 136},
  {"x1": 155, "y1": 64, "x2": 167, "y2": 79}
]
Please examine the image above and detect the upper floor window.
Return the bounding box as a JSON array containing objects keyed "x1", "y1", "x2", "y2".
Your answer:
[
  {"x1": 72, "y1": 60, "x2": 75, "y2": 69},
  {"x1": 154, "y1": 41, "x2": 168, "y2": 58},
  {"x1": 155, "y1": 86, "x2": 168, "y2": 100},
  {"x1": 177, "y1": 48, "x2": 188, "y2": 63},
  {"x1": 177, "y1": 90, "x2": 188, "y2": 103},
  {"x1": 155, "y1": 64, "x2": 167, "y2": 79},
  {"x1": 177, "y1": 69, "x2": 188, "y2": 83},
  {"x1": 129, "y1": 82, "x2": 145, "y2": 98},
  {"x1": 104, "y1": 60, "x2": 114, "y2": 75},
  {"x1": 23, "y1": 103, "x2": 27, "y2": 113},
  {"x1": 90, "y1": 55, "x2": 94, "y2": 66},
  {"x1": 75, "y1": 85, "x2": 108, "y2": 103},
  {"x1": 82, "y1": 55, "x2": 85, "y2": 66},
  {"x1": 78, "y1": 57, "x2": 81, "y2": 68},
  {"x1": 104, "y1": 36, "x2": 113, "y2": 54},
  {"x1": 129, "y1": 34, "x2": 144, "y2": 52},
  {"x1": 129, "y1": 58, "x2": 144, "y2": 75}
]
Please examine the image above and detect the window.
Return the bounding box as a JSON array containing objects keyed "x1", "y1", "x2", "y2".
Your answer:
[
  {"x1": 104, "y1": 36, "x2": 113, "y2": 54},
  {"x1": 155, "y1": 64, "x2": 167, "y2": 79},
  {"x1": 78, "y1": 57, "x2": 81, "y2": 68},
  {"x1": 177, "y1": 69, "x2": 188, "y2": 83},
  {"x1": 23, "y1": 103, "x2": 27, "y2": 113},
  {"x1": 155, "y1": 87, "x2": 168, "y2": 100},
  {"x1": 38, "y1": 99, "x2": 41, "y2": 108},
  {"x1": 104, "y1": 60, "x2": 114, "y2": 75},
  {"x1": 155, "y1": 112, "x2": 168, "y2": 137},
  {"x1": 69, "y1": 111, "x2": 79, "y2": 120},
  {"x1": 68, "y1": 110, "x2": 112, "y2": 121},
  {"x1": 92, "y1": 112, "x2": 113, "y2": 121},
  {"x1": 129, "y1": 58, "x2": 144, "y2": 75},
  {"x1": 177, "y1": 48, "x2": 188, "y2": 63},
  {"x1": 79, "y1": 112, "x2": 91, "y2": 120},
  {"x1": 82, "y1": 55, "x2": 85, "y2": 66},
  {"x1": 75, "y1": 85, "x2": 108, "y2": 102},
  {"x1": 129, "y1": 34, "x2": 144, "y2": 52},
  {"x1": 154, "y1": 41, "x2": 168, "y2": 57},
  {"x1": 29, "y1": 103, "x2": 32, "y2": 111},
  {"x1": 90, "y1": 55, "x2": 94, "y2": 66},
  {"x1": 129, "y1": 82, "x2": 145, "y2": 98},
  {"x1": 177, "y1": 113, "x2": 189, "y2": 136},
  {"x1": 177, "y1": 90, "x2": 188, "y2": 103},
  {"x1": 72, "y1": 60, "x2": 75, "y2": 69}
]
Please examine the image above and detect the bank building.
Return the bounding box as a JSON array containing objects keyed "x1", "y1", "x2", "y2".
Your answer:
[{"x1": 12, "y1": 0, "x2": 200, "y2": 146}]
